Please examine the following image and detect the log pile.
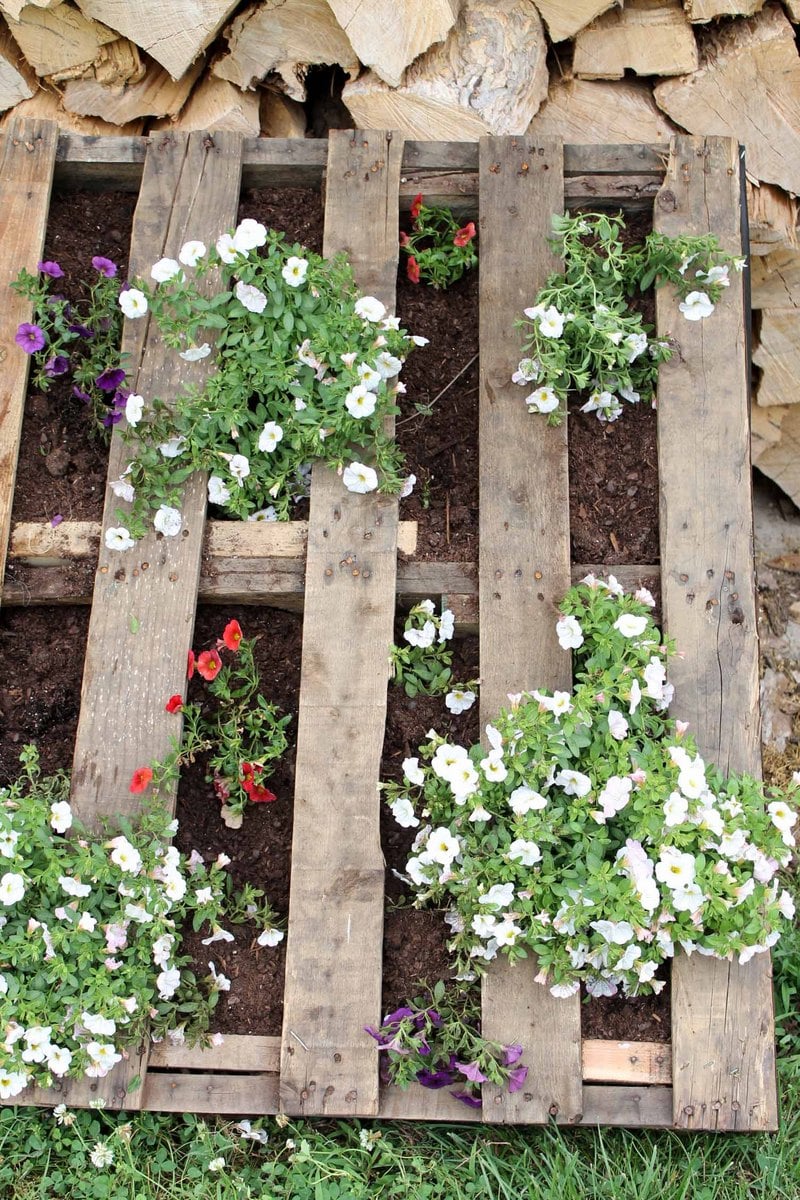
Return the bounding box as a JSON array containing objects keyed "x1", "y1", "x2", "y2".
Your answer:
[{"x1": 0, "y1": 0, "x2": 799, "y2": 504}]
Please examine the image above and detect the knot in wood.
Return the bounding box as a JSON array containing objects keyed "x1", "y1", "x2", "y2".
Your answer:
[
  {"x1": 549, "y1": 1103, "x2": 559, "y2": 1117},
  {"x1": 657, "y1": 190, "x2": 677, "y2": 213}
]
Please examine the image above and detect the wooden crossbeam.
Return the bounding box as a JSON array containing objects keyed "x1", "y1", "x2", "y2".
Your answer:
[{"x1": 656, "y1": 136, "x2": 778, "y2": 1133}]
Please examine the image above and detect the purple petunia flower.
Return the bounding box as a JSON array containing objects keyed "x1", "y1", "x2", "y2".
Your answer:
[
  {"x1": 503, "y1": 1044, "x2": 524, "y2": 1066},
  {"x1": 455, "y1": 1060, "x2": 488, "y2": 1084},
  {"x1": 382, "y1": 1007, "x2": 415, "y2": 1026},
  {"x1": 69, "y1": 322, "x2": 94, "y2": 339},
  {"x1": 102, "y1": 409, "x2": 124, "y2": 428},
  {"x1": 38, "y1": 260, "x2": 64, "y2": 279},
  {"x1": 92, "y1": 256, "x2": 117, "y2": 278},
  {"x1": 16, "y1": 323, "x2": 46, "y2": 354},
  {"x1": 507, "y1": 1065, "x2": 529, "y2": 1093},
  {"x1": 95, "y1": 367, "x2": 126, "y2": 392},
  {"x1": 45, "y1": 355, "x2": 70, "y2": 377},
  {"x1": 416, "y1": 1066, "x2": 456, "y2": 1089},
  {"x1": 72, "y1": 386, "x2": 91, "y2": 403},
  {"x1": 450, "y1": 1090, "x2": 482, "y2": 1109}
]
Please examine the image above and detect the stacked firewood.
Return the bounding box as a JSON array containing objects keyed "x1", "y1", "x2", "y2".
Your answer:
[{"x1": 0, "y1": 0, "x2": 798, "y2": 505}]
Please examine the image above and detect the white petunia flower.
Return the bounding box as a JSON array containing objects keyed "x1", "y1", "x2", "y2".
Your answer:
[
  {"x1": 49, "y1": 801, "x2": 72, "y2": 834},
  {"x1": 200, "y1": 926, "x2": 235, "y2": 947},
  {"x1": 508, "y1": 786, "x2": 547, "y2": 815},
  {"x1": 403, "y1": 757, "x2": 425, "y2": 786},
  {"x1": 478, "y1": 882, "x2": 515, "y2": 908},
  {"x1": 400, "y1": 473, "x2": 416, "y2": 498},
  {"x1": 159, "y1": 436, "x2": 186, "y2": 459},
  {"x1": 696, "y1": 264, "x2": 729, "y2": 287},
  {"x1": 448, "y1": 760, "x2": 481, "y2": 799},
  {"x1": 104, "y1": 526, "x2": 134, "y2": 552},
  {"x1": 157, "y1": 967, "x2": 181, "y2": 999},
  {"x1": 232, "y1": 219, "x2": 267, "y2": 253},
  {"x1": 679, "y1": 290, "x2": 714, "y2": 321},
  {"x1": 677, "y1": 755, "x2": 707, "y2": 800},
  {"x1": 257, "y1": 927, "x2": 285, "y2": 948},
  {"x1": 235, "y1": 280, "x2": 267, "y2": 313},
  {"x1": 248, "y1": 506, "x2": 278, "y2": 522},
  {"x1": 342, "y1": 461, "x2": 378, "y2": 494},
  {"x1": 493, "y1": 918, "x2": 522, "y2": 946},
  {"x1": 0, "y1": 830, "x2": 18, "y2": 858},
  {"x1": 536, "y1": 305, "x2": 565, "y2": 338},
  {"x1": 445, "y1": 689, "x2": 475, "y2": 715},
  {"x1": 21, "y1": 1026, "x2": 52, "y2": 1063},
  {"x1": 282, "y1": 256, "x2": 308, "y2": 287},
  {"x1": 208, "y1": 475, "x2": 231, "y2": 505},
  {"x1": 438, "y1": 610, "x2": 455, "y2": 642},
  {"x1": 0, "y1": 873, "x2": 25, "y2": 905},
  {"x1": 179, "y1": 240, "x2": 206, "y2": 267},
  {"x1": 550, "y1": 981, "x2": 580, "y2": 999},
  {"x1": 357, "y1": 362, "x2": 382, "y2": 391},
  {"x1": 655, "y1": 847, "x2": 696, "y2": 889},
  {"x1": 594, "y1": 775, "x2": 632, "y2": 821},
  {"x1": 354, "y1": 296, "x2": 386, "y2": 322},
  {"x1": 663, "y1": 791, "x2": 689, "y2": 827},
  {"x1": 390, "y1": 796, "x2": 419, "y2": 828},
  {"x1": 507, "y1": 838, "x2": 541, "y2": 867},
  {"x1": 607, "y1": 710, "x2": 628, "y2": 741},
  {"x1": 110, "y1": 476, "x2": 135, "y2": 503},
  {"x1": 124, "y1": 393, "x2": 144, "y2": 426},
  {"x1": 82, "y1": 1013, "x2": 116, "y2": 1037},
  {"x1": 469, "y1": 805, "x2": 492, "y2": 822},
  {"x1": 0, "y1": 1071, "x2": 29, "y2": 1099},
  {"x1": 154, "y1": 505, "x2": 182, "y2": 537},
  {"x1": 767, "y1": 801, "x2": 797, "y2": 836},
  {"x1": 208, "y1": 961, "x2": 231, "y2": 992},
  {"x1": 555, "y1": 769, "x2": 592, "y2": 798},
  {"x1": 375, "y1": 351, "x2": 402, "y2": 378},
  {"x1": 59, "y1": 875, "x2": 91, "y2": 898},
  {"x1": 526, "y1": 386, "x2": 560, "y2": 414},
  {"x1": 634, "y1": 587, "x2": 656, "y2": 607},
  {"x1": 556, "y1": 614, "x2": 583, "y2": 650},
  {"x1": 215, "y1": 232, "x2": 238, "y2": 263},
  {"x1": 109, "y1": 837, "x2": 143, "y2": 874},
  {"x1": 404, "y1": 620, "x2": 435, "y2": 648},
  {"x1": 614, "y1": 613, "x2": 649, "y2": 638},
  {"x1": 345, "y1": 384, "x2": 377, "y2": 419},
  {"x1": 777, "y1": 890, "x2": 796, "y2": 919},
  {"x1": 258, "y1": 421, "x2": 284, "y2": 452},
  {"x1": 426, "y1": 827, "x2": 461, "y2": 865},
  {"x1": 46, "y1": 1045, "x2": 73, "y2": 1076},
  {"x1": 119, "y1": 288, "x2": 148, "y2": 319},
  {"x1": 179, "y1": 342, "x2": 212, "y2": 362},
  {"x1": 472, "y1": 913, "x2": 498, "y2": 938},
  {"x1": 591, "y1": 920, "x2": 635, "y2": 944},
  {"x1": 624, "y1": 332, "x2": 648, "y2": 362},
  {"x1": 407, "y1": 334, "x2": 429, "y2": 346},
  {"x1": 480, "y1": 753, "x2": 507, "y2": 783},
  {"x1": 512, "y1": 357, "x2": 539, "y2": 384},
  {"x1": 150, "y1": 258, "x2": 181, "y2": 283},
  {"x1": 227, "y1": 454, "x2": 250, "y2": 486}
]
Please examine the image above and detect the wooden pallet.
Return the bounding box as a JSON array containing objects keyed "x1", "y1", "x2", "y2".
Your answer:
[{"x1": 0, "y1": 121, "x2": 777, "y2": 1130}]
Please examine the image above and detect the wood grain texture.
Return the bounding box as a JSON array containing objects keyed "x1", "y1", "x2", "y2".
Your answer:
[
  {"x1": 478, "y1": 136, "x2": 582, "y2": 1125},
  {"x1": 142, "y1": 1072, "x2": 279, "y2": 1114},
  {"x1": 151, "y1": 1035, "x2": 280, "y2": 1072},
  {"x1": 279, "y1": 130, "x2": 403, "y2": 1118},
  {"x1": 0, "y1": 117, "x2": 57, "y2": 607},
  {"x1": 582, "y1": 1039, "x2": 671, "y2": 1085},
  {"x1": 656, "y1": 135, "x2": 778, "y2": 1132}
]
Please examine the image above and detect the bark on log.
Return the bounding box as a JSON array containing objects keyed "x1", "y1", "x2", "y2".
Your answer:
[
  {"x1": 654, "y1": 5, "x2": 800, "y2": 195},
  {"x1": 684, "y1": 0, "x2": 765, "y2": 19},
  {"x1": 213, "y1": 0, "x2": 359, "y2": 101},
  {"x1": 527, "y1": 75, "x2": 678, "y2": 141},
  {"x1": 0, "y1": 79, "x2": 143, "y2": 132},
  {"x1": 327, "y1": 0, "x2": 460, "y2": 88},
  {"x1": 573, "y1": 0, "x2": 698, "y2": 79},
  {"x1": 74, "y1": 0, "x2": 239, "y2": 80},
  {"x1": 3, "y1": 1, "x2": 117, "y2": 77},
  {"x1": 752, "y1": 247, "x2": 800, "y2": 306},
  {"x1": 747, "y1": 181, "x2": 798, "y2": 257},
  {"x1": 533, "y1": 0, "x2": 619, "y2": 42},
  {"x1": 62, "y1": 56, "x2": 203, "y2": 121},
  {"x1": 752, "y1": 309, "x2": 800, "y2": 404},
  {"x1": 754, "y1": 404, "x2": 800, "y2": 506},
  {"x1": 343, "y1": 0, "x2": 548, "y2": 139},
  {"x1": 259, "y1": 89, "x2": 307, "y2": 138},
  {"x1": 0, "y1": 25, "x2": 33, "y2": 111},
  {"x1": 150, "y1": 73, "x2": 259, "y2": 134}
]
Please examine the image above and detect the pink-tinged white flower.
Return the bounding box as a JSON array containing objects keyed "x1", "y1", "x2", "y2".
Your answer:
[
  {"x1": 345, "y1": 383, "x2": 377, "y2": 419},
  {"x1": 257, "y1": 927, "x2": 285, "y2": 948},
  {"x1": 663, "y1": 790, "x2": 688, "y2": 827},
  {"x1": 49, "y1": 801, "x2": 72, "y2": 833},
  {"x1": 614, "y1": 613, "x2": 648, "y2": 638},
  {"x1": 479, "y1": 882, "x2": 515, "y2": 909},
  {"x1": 556, "y1": 614, "x2": 583, "y2": 650},
  {"x1": 60, "y1": 875, "x2": 91, "y2": 898},
  {"x1": 508, "y1": 785, "x2": 547, "y2": 815},
  {"x1": 85, "y1": 1042, "x2": 122, "y2": 1076},
  {"x1": 215, "y1": 232, "x2": 238, "y2": 263},
  {"x1": 124, "y1": 393, "x2": 144, "y2": 427},
  {"x1": 282, "y1": 256, "x2": 308, "y2": 286},
  {"x1": 342, "y1": 461, "x2": 378, "y2": 494},
  {"x1": 679, "y1": 290, "x2": 714, "y2": 321},
  {"x1": 626, "y1": 678, "x2": 642, "y2": 717},
  {"x1": 154, "y1": 505, "x2": 182, "y2": 537},
  {"x1": 0, "y1": 873, "x2": 25, "y2": 905},
  {"x1": 207, "y1": 475, "x2": 231, "y2": 506},
  {"x1": 445, "y1": 689, "x2": 475, "y2": 714},
  {"x1": 605, "y1": 574, "x2": 625, "y2": 596},
  {"x1": 526, "y1": 386, "x2": 559, "y2": 414},
  {"x1": 555, "y1": 769, "x2": 592, "y2": 798},
  {"x1": 208, "y1": 961, "x2": 231, "y2": 992},
  {"x1": 150, "y1": 258, "x2": 181, "y2": 283},
  {"x1": 45, "y1": 1045, "x2": 73, "y2": 1076},
  {"x1": 390, "y1": 796, "x2": 419, "y2": 828},
  {"x1": 152, "y1": 933, "x2": 175, "y2": 966},
  {"x1": 777, "y1": 890, "x2": 796, "y2": 919},
  {"x1": 0, "y1": 1071, "x2": 29, "y2": 1099},
  {"x1": 507, "y1": 838, "x2": 541, "y2": 867},
  {"x1": 235, "y1": 280, "x2": 267, "y2": 313},
  {"x1": 655, "y1": 846, "x2": 696, "y2": 889},
  {"x1": 550, "y1": 981, "x2": 580, "y2": 999},
  {"x1": 257, "y1": 421, "x2": 283, "y2": 453},
  {"x1": 0, "y1": 829, "x2": 19, "y2": 858},
  {"x1": 104, "y1": 526, "x2": 135, "y2": 552},
  {"x1": 404, "y1": 620, "x2": 435, "y2": 648},
  {"x1": 157, "y1": 967, "x2": 181, "y2": 1000},
  {"x1": 82, "y1": 1013, "x2": 116, "y2": 1037},
  {"x1": 400, "y1": 473, "x2": 416, "y2": 498},
  {"x1": 354, "y1": 296, "x2": 386, "y2": 322},
  {"x1": 634, "y1": 587, "x2": 655, "y2": 608},
  {"x1": 179, "y1": 240, "x2": 206, "y2": 267},
  {"x1": 607, "y1": 710, "x2": 628, "y2": 741},
  {"x1": 643, "y1": 656, "x2": 667, "y2": 699},
  {"x1": 512, "y1": 357, "x2": 539, "y2": 384},
  {"x1": 119, "y1": 288, "x2": 148, "y2": 319},
  {"x1": 77, "y1": 911, "x2": 97, "y2": 932},
  {"x1": 340, "y1": 351, "x2": 357, "y2": 369},
  {"x1": 232, "y1": 219, "x2": 267, "y2": 253},
  {"x1": 179, "y1": 342, "x2": 212, "y2": 362},
  {"x1": 159, "y1": 436, "x2": 186, "y2": 459},
  {"x1": 696, "y1": 264, "x2": 730, "y2": 287},
  {"x1": 594, "y1": 775, "x2": 632, "y2": 821},
  {"x1": 493, "y1": 918, "x2": 522, "y2": 946},
  {"x1": 591, "y1": 919, "x2": 635, "y2": 945}
]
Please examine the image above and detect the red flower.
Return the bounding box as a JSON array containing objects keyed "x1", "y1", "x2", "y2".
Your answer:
[
  {"x1": 410, "y1": 193, "x2": 423, "y2": 219},
  {"x1": 165, "y1": 694, "x2": 183, "y2": 714},
  {"x1": 407, "y1": 256, "x2": 420, "y2": 285},
  {"x1": 129, "y1": 766, "x2": 153, "y2": 794},
  {"x1": 399, "y1": 231, "x2": 410, "y2": 247},
  {"x1": 187, "y1": 649, "x2": 196, "y2": 680},
  {"x1": 221, "y1": 619, "x2": 243, "y2": 652},
  {"x1": 241, "y1": 762, "x2": 276, "y2": 803},
  {"x1": 196, "y1": 649, "x2": 222, "y2": 681},
  {"x1": 453, "y1": 222, "x2": 476, "y2": 247}
]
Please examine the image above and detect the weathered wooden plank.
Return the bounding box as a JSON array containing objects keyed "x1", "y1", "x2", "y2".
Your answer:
[
  {"x1": 582, "y1": 1039, "x2": 671, "y2": 1086},
  {"x1": 150, "y1": 1035, "x2": 280, "y2": 1072},
  {"x1": 142, "y1": 1072, "x2": 279, "y2": 1115},
  {"x1": 478, "y1": 136, "x2": 582, "y2": 1126},
  {"x1": 655, "y1": 135, "x2": 778, "y2": 1133},
  {"x1": 279, "y1": 130, "x2": 403, "y2": 1119},
  {"x1": 0, "y1": 118, "x2": 58, "y2": 607},
  {"x1": 55, "y1": 132, "x2": 243, "y2": 1113},
  {"x1": 580, "y1": 1085, "x2": 673, "y2": 1127}
]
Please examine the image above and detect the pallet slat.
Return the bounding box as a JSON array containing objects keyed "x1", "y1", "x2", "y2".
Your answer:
[
  {"x1": 0, "y1": 118, "x2": 58, "y2": 607},
  {"x1": 477, "y1": 136, "x2": 582, "y2": 1125},
  {"x1": 656, "y1": 136, "x2": 778, "y2": 1133},
  {"x1": 279, "y1": 129, "x2": 404, "y2": 1119}
]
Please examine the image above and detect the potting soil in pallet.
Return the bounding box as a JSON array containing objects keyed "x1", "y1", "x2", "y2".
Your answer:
[{"x1": 0, "y1": 120, "x2": 776, "y2": 1130}]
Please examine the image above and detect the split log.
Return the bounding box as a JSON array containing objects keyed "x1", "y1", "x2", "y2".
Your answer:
[
  {"x1": 213, "y1": 0, "x2": 359, "y2": 101},
  {"x1": 684, "y1": 0, "x2": 765, "y2": 19},
  {"x1": 754, "y1": 404, "x2": 800, "y2": 506},
  {"x1": 343, "y1": 0, "x2": 549, "y2": 139},
  {"x1": 151, "y1": 74, "x2": 260, "y2": 134},
  {"x1": 3, "y1": 1, "x2": 117, "y2": 78},
  {"x1": 527, "y1": 75, "x2": 678, "y2": 142},
  {"x1": 752, "y1": 309, "x2": 800, "y2": 405},
  {"x1": 783, "y1": 0, "x2": 800, "y2": 17},
  {"x1": 746, "y1": 181, "x2": 799, "y2": 257},
  {"x1": 259, "y1": 89, "x2": 307, "y2": 138},
  {"x1": 0, "y1": 0, "x2": 61, "y2": 19},
  {"x1": 751, "y1": 247, "x2": 800, "y2": 306},
  {"x1": 573, "y1": 0, "x2": 698, "y2": 79},
  {"x1": 62, "y1": 56, "x2": 203, "y2": 122},
  {"x1": 533, "y1": 0, "x2": 618, "y2": 42},
  {"x1": 326, "y1": 0, "x2": 459, "y2": 87},
  {"x1": 53, "y1": 37, "x2": 145, "y2": 87},
  {"x1": 751, "y1": 401, "x2": 785, "y2": 461},
  {"x1": 0, "y1": 80, "x2": 144, "y2": 133},
  {"x1": 74, "y1": 0, "x2": 239, "y2": 80},
  {"x1": 0, "y1": 25, "x2": 33, "y2": 111},
  {"x1": 654, "y1": 5, "x2": 800, "y2": 196}
]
